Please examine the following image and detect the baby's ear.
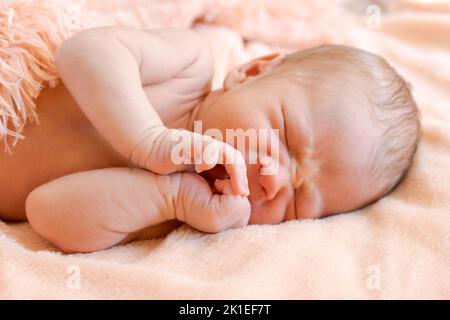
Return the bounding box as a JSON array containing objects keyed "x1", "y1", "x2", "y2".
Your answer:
[{"x1": 223, "y1": 53, "x2": 286, "y2": 90}]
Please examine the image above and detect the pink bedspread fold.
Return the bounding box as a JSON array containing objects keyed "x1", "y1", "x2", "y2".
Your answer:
[{"x1": 0, "y1": 0, "x2": 449, "y2": 299}]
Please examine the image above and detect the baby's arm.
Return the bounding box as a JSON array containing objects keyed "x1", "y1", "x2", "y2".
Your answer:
[
  {"x1": 55, "y1": 27, "x2": 248, "y2": 195},
  {"x1": 26, "y1": 168, "x2": 250, "y2": 253}
]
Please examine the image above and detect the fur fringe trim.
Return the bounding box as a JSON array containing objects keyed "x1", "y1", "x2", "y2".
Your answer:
[{"x1": 0, "y1": 0, "x2": 84, "y2": 153}]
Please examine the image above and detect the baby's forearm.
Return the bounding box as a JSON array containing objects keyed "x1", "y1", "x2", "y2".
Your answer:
[
  {"x1": 26, "y1": 168, "x2": 180, "y2": 252},
  {"x1": 26, "y1": 168, "x2": 250, "y2": 253}
]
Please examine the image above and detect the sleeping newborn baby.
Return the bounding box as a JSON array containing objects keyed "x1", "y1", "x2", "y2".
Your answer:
[{"x1": 19, "y1": 27, "x2": 420, "y2": 252}]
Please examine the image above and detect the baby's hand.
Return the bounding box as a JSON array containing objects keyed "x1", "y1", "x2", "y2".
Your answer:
[
  {"x1": 170, "y1": 173, "x2": 251, "y2": 232},
  {"x1": 130, "y1": 127, "x2": 249, "y2": 196}
]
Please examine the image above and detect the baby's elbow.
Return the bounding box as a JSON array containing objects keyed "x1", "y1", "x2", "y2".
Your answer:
[
  {"x1": 55, "y1": 27, "x2": 111, "y2": 68},
  {"x1": 55, "y1": 36, "x2": 82, "y2": 75},
  {"x1": 26, "y1": 187, "x2": 113, "y2": 253},
  {"x1": 25, "y1": 188, "x2": 75, "y2": 253},
  {"x1": 25, "y1": 187, "x2": 53, "y2": 232}
]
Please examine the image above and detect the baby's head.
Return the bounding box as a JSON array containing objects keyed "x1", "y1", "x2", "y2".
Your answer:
[{"x1": 197, "y1": 45, "x2": 420, "y2": 224}]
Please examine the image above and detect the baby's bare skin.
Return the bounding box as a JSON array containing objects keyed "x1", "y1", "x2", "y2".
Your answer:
[
  {"x1": 0, "y1": 82, "x2": 190, "y2": 240},
  {"x1": 1, "y1": 27, "x2": 251, "y2": 252},
  {"x1": 1, "y1": 27, "x2": 385, "y2": 253},
  {"x1": 0, "y1": 40, "x2": 201, "y2": 221},
  {"x1": 0, "y1": 82, "x2": 128, "y2": 221}
]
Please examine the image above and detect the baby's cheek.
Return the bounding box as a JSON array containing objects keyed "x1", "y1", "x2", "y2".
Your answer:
[
  {"x1": 296, "y1": 184, "x2": 324, "y2": 219},
  {"x1": 248, "y1": 200, "x2": 286, "y2": 225}
]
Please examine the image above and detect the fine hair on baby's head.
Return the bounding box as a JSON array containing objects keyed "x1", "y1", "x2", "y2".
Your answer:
[{"x1": 272, "y1": 45, "x2": 421, "y2": 205}]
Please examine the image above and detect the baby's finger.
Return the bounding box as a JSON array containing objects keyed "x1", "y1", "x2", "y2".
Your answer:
[
  {"x1": 177, "y1": 173, "x2": 251, "y2": 233},
  {"x1": 195, "y1": 140, "x2": 220, "y2": 173},
  {"x1": 220, "y1": 143, "x2": 249, "y2": 196},
  {"x1": 215, "y1": 180, "x2": 250, "y2": 229},
  {"x1": 214, "y1": 179, "x2": 233, "y2": 195}
]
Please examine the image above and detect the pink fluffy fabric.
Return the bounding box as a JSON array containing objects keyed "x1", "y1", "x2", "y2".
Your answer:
[{"x1": 0, "y1": 0, "x2": 84, "y2": 153}]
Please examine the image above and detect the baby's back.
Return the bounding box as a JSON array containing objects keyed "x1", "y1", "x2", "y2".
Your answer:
[
  {"x1": 1, "y1": 27, "x2": 211, "y2": 221},
  {"x1": 0, "y1": 83, "x2": 129, "y2": 221}
]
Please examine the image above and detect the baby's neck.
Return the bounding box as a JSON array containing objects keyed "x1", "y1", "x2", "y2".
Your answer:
[{"x1": 184, "y1": 89, "x2": 224, "y2": 132}]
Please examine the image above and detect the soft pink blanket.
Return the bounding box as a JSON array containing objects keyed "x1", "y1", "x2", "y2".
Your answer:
[{"x1": 0, "y1": 0, "x2": 449, "y2": 299}]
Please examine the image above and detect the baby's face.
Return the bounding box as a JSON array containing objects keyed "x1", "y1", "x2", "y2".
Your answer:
[{"x1": 197, "y1": 69, "x2": 378, "y2": 224}]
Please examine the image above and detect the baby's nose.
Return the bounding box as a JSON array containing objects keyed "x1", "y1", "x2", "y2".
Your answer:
[{"x1": 258, "y1": 159, "x2": 289, "y2": 200}]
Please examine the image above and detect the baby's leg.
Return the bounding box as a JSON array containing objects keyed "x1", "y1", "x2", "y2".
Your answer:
[{"x1": 25, "y1": 167, "x2": 179, "y2": 253}]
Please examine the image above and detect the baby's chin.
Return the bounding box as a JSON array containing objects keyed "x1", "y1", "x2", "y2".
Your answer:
[{"x1": 247, "y1": 206, "x2": 279, "y2": 225}]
